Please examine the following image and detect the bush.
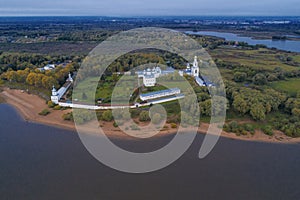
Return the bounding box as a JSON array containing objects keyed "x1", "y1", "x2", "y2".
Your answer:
[
  {"x1": 252, "y1": 73, "x2": 267, "y2": 85},
  {"x1": 261, "y1": 125, "x2": 273, "y2": 136},
  {"x1": 39, "y1": 109, "x2": 50, "y2": 116},
  {"x1": 229, "y1": 121, "x2": 239, "y2": 132},
  {"x1": 223, "y1": 125, "x2": 230, "y2": 132},
  {"x1": 62, "y1": 112, "x2": 73, "y2": 121},
  {"x1": 139, "y1": 111, "x2": 150, "y2": 122},
  {"x1": 53, "y1": 105, "x2": 61, "y2": 110},
  {"x1": 223, "y1": 121, "x2": 256, "y2": 136},
  {"x1": 241, "y1": 130, "x2": 248, "y2": 135},
  {"x1": 113, "y1": 121, "x2": 118, "y2": 127},
  {"x1": 244, "y1": 124, "x2": 255, "y2": 135},
  {"x1": 170, "y1": 123, "x2": 177, "y2": 128},
  {"x1": 102, "y1": 110, "x2": 113, "y2": 122},
  {"x1": 234, "y1": 72, "x2": 247, "y2": 82},
  {"x1": 47, "y1": 101, "x2": 56, "y2": 108}
]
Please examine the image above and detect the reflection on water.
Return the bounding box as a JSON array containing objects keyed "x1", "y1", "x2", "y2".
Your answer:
[
  {"x1": 1, "y1": 104, "x2": 300, "y2": 200},
  {"x1": 186, "y1": 31, "x2": 300, "y2": 53}
]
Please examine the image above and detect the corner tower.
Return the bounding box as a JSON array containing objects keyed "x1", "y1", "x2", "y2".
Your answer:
[{"x1": 51, "y1": 86, "x2": 59, "y2": 104}]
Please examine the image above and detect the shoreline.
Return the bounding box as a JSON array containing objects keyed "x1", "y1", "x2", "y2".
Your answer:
[
  {"x1": 1, "y1": 88, "x2": 299, "y2": 144},
  {"x1": 185, "y1": 29, "x2": 300, "y2": 41}
]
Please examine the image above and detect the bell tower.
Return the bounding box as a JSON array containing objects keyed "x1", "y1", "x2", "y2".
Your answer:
[{"x1": 192, "y1": 56, "x2": 199, "y2": 77}]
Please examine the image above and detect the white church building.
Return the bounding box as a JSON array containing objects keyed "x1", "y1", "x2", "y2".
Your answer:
[
  {"x1": 137, "y1": 56, "x2": 202, "y2": 87},
  {"x1": 179, "y1": 56, "x2": 201, "y2": 78},
  {"x1": 136, "y1": 66, "x2": 175, "y2": 87}
]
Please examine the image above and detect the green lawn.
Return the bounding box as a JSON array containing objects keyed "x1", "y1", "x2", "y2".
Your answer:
[{"x1": 270, "y1": 78, "x2": 300, "y2": 96}]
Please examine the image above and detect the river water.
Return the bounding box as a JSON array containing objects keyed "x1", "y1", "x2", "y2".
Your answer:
[
  {"x1": 1, "y1": 104, "x2": 300, "y2": 200},
  {"x1": 186, "y1": 31, "x2": 300, "y2": 53}
]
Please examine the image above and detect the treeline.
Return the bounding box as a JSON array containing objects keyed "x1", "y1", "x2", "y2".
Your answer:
[
  {"x1": 57, "y1": 30, "x2": 119, "y2": 41},
  {"x1": 0, "y1": 52, "x2": 83, "y2": 74},
  {"x1": 0, "y1": 63, "x2": 75, "y2": 90},
  {"x1": 190, "y1": 34, "x2": 268, "y2": 50},
  {"x1": 226, "y1": 81, "x2": 286, "y2": 120},
  {"x1": 225, "y1": 80, "x2": 300, "y2": 136}
]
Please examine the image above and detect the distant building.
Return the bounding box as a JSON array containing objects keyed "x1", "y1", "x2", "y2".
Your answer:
[{"x1": 38, "y1": 64, "x2": 56, "y2": 72}]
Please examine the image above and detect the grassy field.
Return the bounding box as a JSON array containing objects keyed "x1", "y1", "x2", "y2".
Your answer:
[
  {"x1": 270, "y1": 78, "x2": 300, "y2": 96},
  {"x1": 210, "y1": 47, "x2": 299, "y2": 72},
  {"x1": 73, "y1": 76, "x2": 119, "y2": 103},
  {"x1": 292, "y1": 55, "x2": 300, "y2": 63}
]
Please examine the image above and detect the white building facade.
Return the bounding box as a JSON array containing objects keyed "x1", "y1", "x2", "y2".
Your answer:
[
  {"x1": 51, "y1": 73, "x2": 73, "y2": 104},
  {"x1": 137, "y1": 67, "x2": 175, "y2": 87}
]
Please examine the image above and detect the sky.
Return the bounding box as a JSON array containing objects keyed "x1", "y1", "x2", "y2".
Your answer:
[{"x1": 0, "y1": 0, "x2": 299, "y2": 16}]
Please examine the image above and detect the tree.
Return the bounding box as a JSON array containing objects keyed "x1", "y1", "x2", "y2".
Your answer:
[
  {"x1": 42, "y1": 76, "x2": 58, "y2": 89},
  {"x1": 252, "y1": 73, "x2": 267, "y2": 85},
  {"x1": 200, "y1": 99, "x2": 211, "y2": 116},
  {"x1": 233, "y1": 96, "x2": 249, "y2": 114},
  {"x1": 234, "y1": 72, "x2": 247, "y2": 82},
  {"x1": 16, "y1": 69, "x2": 29, "y2": 82},
  {"x1": 292, "y1": 108, "x2": 300, "y2": 118},
  {"x1": 5, "y1": 71, "x2": 18, "y2": 82},
  {"x1": 112, "y1": 74, "x2": 119, "y2": 83},
  {"x1": 250, "y1": 103, "x2": 266, "y2": 121},
  {"x1": 26, "y1": 72, "x2": 36, "y2": 85}
]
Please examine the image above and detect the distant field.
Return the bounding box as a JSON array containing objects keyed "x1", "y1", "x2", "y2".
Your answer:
[
  {"x1": 0, "y1": 42, "x2": 97, "y2": 55},
  {"x1": 292, "y1": 55, "x2": 300, "y2": 63},
  {"x1": 270, "y1": 78, "x2": 300, "y2": 96},
  {"x1": 210, "y1": 47, "x2": 299, "y2": 72}
]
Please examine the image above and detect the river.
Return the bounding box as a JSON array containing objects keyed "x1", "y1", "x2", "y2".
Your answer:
[
  {"x1": 186, "y1": 31, "x2": 300, "y2": 53},
  {"x1": 1, "y1": 104, "x2": 300, "y2": 200}
]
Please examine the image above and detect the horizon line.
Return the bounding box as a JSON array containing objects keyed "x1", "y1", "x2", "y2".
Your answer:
[{"x1": 0, "y1": 15, "x2": 299, "y2": 18}]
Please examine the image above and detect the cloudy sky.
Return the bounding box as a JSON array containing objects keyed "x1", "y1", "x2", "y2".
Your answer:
[{"x1": 0, "y1": 0, "x2": 299, "y2": 16}]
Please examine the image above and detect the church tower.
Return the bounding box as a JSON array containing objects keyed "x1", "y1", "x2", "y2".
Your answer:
[
  {"x1": 67, "y1": 72, "x2": 73, "y2": 82},
  {"x1": 191, "y1": 56, "x2": 199, "y2": 77},
  {"x1": 51, "y1": 86, "x2": 59, "y2": 104}
]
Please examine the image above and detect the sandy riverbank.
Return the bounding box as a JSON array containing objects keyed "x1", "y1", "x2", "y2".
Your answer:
[
  {"x1": 1, "y1": 88, "x2": 299, "y2": 143},
  {"x1": 0, "y1": 88, "x2": 75, "y2": 131}
]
